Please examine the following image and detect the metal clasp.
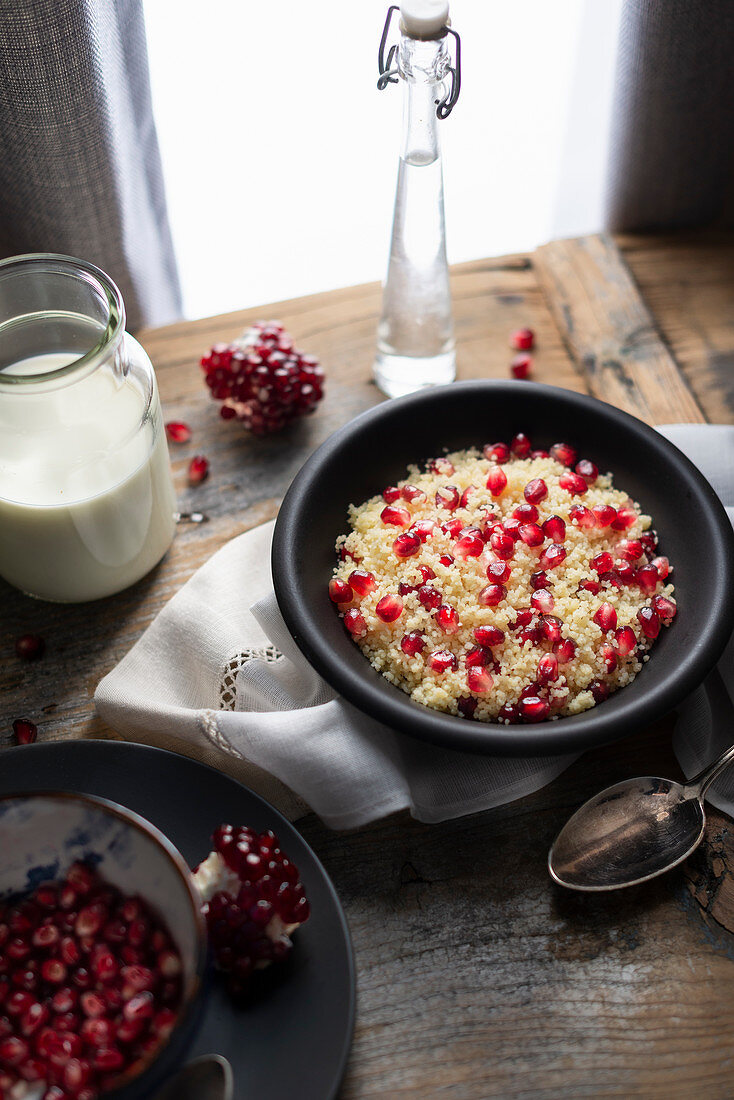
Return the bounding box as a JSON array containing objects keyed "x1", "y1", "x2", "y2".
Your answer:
[
  {"x1": 377, "y1": 5, "x2": 400, "y2": 90},
  {"x1": 435, "y1": 28, "x2": 461, "y2": 119},
  {"x1": 377, "y1": 6, "x2": 461, "y2": 119}
]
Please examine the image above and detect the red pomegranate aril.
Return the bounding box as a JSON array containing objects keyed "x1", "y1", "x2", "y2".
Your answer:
[
  {"x1": 31, "y1": 925, "x2": 59, "y2": 949},
  {"x1": 590, "y1": 680, "x2": 610, "y2": 703},
  {"x1": 487, "y1": 560, "x2": 511, "y2": 583},
  {"x1": 614, "y1": 561, "x2": 635, "y2": 584},
  {"x1": 490, "y1": 532, "x2": 514, "y2": 560},
  {"x1": 513, "y1": 503, "x2": 538, "y2": 523},
  {"x1": 578, "y1": 579, "x2": 602, "y2": 595},
  {"x1": 93, "y1": 1046, "x2": 125, "y2": 1072},
  {"x1": 530, "y1": 570, "x2": 549, "y2": 591},
  {"x1": 465, "y1": 645, "x2": 491, "y2": 668},
  {"x1": 569, "y1": 504, "x2": 595, "y2": 529},
  {"x1": 12, "y1": 719, "x2": 37, "y2": 746},
  {"x1": 651, "y1": 595, "x2": 677, "y2": 623},
  {"x1": 549, "y1": 442, "x2": 577, "y2": 467},
  {"x1": 651, "y1": 556, "x2": 670, "y2": 579},
  {"x1": 328, "y1": 578, "x2": 352, "y2": 605},
  {"x1": 519, "y1": 523, "x2": 544, "y2": 547},
  {"x1": 123, "y1": 991, "x2": 155, "y2": 1022},
  {"x1": 524, "y1": 478, "x2": 547, "y2": 504},
  {"x1": 60, "y1": 938, "x2": 80, "y2": 966},
  {"x1": 63, "y1": 1058, "x2": 92, "y2": 1090},
  {"x1": 638, "y1": 606, "x2": 661, "y2": 639},
  {"x1": 478, "y1": 583, "x2": 506, "y2": 607},
  {"x1": 617, "y1": 538, "x2": 643, "y2": 562},
  {"x1": 418, "y1": 565, "x2": 435, "y2": 582},
  {"x1": 401, "y1": 483, "x2": 426, "y2": 504},
  {"x1": 80, "y1": 991, "x2": 106, "y2": 1019},
  {"x1": 591, "y1": 552, "x2": 614, "y2": 576},
  {"x1": 510, "y1": 328, "x2": 534, "y2": 350},
  {"x1": 457, "y1": 697, "x2": 477, "y2": 720},
  {"x1": 436, "y1": 605, "x2": 460, "y2": 634},
  {"x1": 439, "y1": 518, "x2": 463, "y2": 539},
  {"x1": 164, "y1": 420, "x2": 191, "y2": 444},
  {"x1": 537, "y1": 653, "x2": 558, "y2": 684},
  {"x1": 559, "y1": 470, "x2": 587, "y2": 495},
  {"x1": 600, "y1": 643, "x2": 617, "y2": 673},
  {"x1": 553, "y1": 637, "x2": 576, "y2": 663},
  {"x1": 513, "y1": 610, "x2": 533, "y2": 628},
  {"x1": 519, "y1": 696, "x2": 550, "y2": 722},
  {"x1": 575, "y1": 459, "x2": 598, "y2": 482},
  {"x1": 393, "y1": 532, "x2": 421, "y2": 558},
  {"x1": 503, "y1": 518, "x2": 522, "y2": 542},
  {"x1": 542, "y1": 515, "x2": 566, "y2": 542},
  {"x1": 486, "y1": 467, "x2": 507, "y2": 497},
  {"x1": 0, "y1": 1035, "x2": 28, "y2": 1066},
  {"x1": 454, "y1": 531, "x2": 484, "y2": 558},
  {"x1": 428, "y1": 650, "x2": 457, "y2": 674},
  {"x1": 380, "y1": 504, "x2": 410, "y2": 527},
  {"x1": 483, "y1": 442, "x2": 510, "y2": 464},
  {"x1": 187, "y1": 455, "x2": 209, "y2": 486},
  {"x1": 510, "y1": 433, "x2": 532, "y2": 457},
  {"x1": 43, "y1": 961, "x2": 68, "y2": 987},
  {"x1": 75, "y1": 904, "x2": 106, "y2": 938},
  {"x1": 510, "y1": 353, "x2": 532, "y2": 379},
  {"x1": 382, "y1": 486, "x2": 400, "y2": 503},
  {"x1": 343, "y1": 609, "x2": 367, "y2": 638},
  {"x1": 612, "y1": 507, "x2": 636, "y2": 530},
  {"x1": 435, "y1": 485, "x2": 460, "y2": 511},
  {"x1": 51, "y1": 988, "x2": 77, "y2": 1014},
  {"x1": 467, "y1": 667, "x2": 494, "y2": 694},
  {"x1": 636, "y1": 565, "x2": 659, "y2": 595},
  {"x1": 417, "y1": 585, "x2": 441, "y2": 610},
  {"x1": 530, "y1": 588, "x2": 554, "y2": 614},
  {"x1": 348, "y1": 569, "x2": 376, "y2": 598},
  {"x1": 81, "y1": 1017, "x2": 114, "y2": 1048},
  {"x1": 459, "y1": 485, "x2": 476, "y2": 509},
  {"x1": 428, "y1": 457, "x2": 455, "y2": 475},
  {"x1": 14, "y1": 634, "x2": 45, "y2": 661},
  {"x1": 540, "y1": 543, "x2": 566, "y2": 570},
  {"x1": 401, "y1": 632, "x2": 426, "y2": 657},
  {"x1": 376, "y1": 594, "x2": 403, "y2": 623},
  {"x1": 592, "y1": 504, "x2": 617, "y2": 528},
  {"x1": 530, "y1": 449, "x2": 550, "y2": 459},
  {"x1": 498, "y1": 703, "x2": 520, "y2": 724},
  {"x1": 411, "y1": 519, "x2": 435, "y2": 542},
  {"x1": 614, "y1": 626, "x2": 637, "y2": 656},
  {"x1": 473, "y1": 625, "x2": 505, "y2": 647},
  {"x1": 593, "y1": 603, "x2": 618, "y2": 632}
]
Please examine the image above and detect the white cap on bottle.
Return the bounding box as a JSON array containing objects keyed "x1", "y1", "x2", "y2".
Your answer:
[{"x1": 399, "y1": 0, "x2": 450, "y2": 39}]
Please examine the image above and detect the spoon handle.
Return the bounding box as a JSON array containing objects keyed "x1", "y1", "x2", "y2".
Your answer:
[{"x1": 686, "y1": 670, "x2": 734, "y2": 797}]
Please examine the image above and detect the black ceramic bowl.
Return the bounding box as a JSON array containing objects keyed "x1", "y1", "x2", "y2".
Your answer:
[{"x1": 273, "y1": 381, "x2": 734, "y2": 756}]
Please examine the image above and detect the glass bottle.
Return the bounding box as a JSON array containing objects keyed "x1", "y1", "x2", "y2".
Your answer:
[
  {"x1": 373, "y1": 2, "x2": 460, "y2": 398},
  {"x1": 0, "y1": 253, "x2": 177, "y2": 602}
]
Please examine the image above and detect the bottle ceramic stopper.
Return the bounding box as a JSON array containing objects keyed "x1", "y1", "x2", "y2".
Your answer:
[{"x1": 399, "y1": 0, "x2": 449, "y2": 39}]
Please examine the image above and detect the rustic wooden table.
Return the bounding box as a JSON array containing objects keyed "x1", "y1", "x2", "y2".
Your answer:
[{"x1": 3, "y1": 231, "x2": 734, "y2": 1098}]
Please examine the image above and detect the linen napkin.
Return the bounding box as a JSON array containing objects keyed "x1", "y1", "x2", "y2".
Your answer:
[{"x1": 95, "y1": 424, "x2": 734, "y2": 829}]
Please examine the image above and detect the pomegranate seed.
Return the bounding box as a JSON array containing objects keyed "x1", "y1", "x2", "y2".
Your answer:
[
  {"x1": 63, "y1": 1058, "x2": 92, "y2": 1090},
  {"x1": 591, "y1": 552, "x2": 614, "y2": 576},
  {"x1": 51, "y1": 988, "x2": 77, "y2": 1014},
  {"x1": 439, "y1": 518, "x2": 463, "y2": 539},
  {"x1": 418, "y1": 585, "x2": 442, "y2": 610},
  {"x1": 467, "y1": 667, "x2": 494, "y2": 694},
  {"x1": 12, "y1": 719, "x2": 37, "y2": 746},
  {"x1": 539, "y1": 543, "x2": 566, "y2": 570},
  {"x1": 510, "y1": 433, "x2": 532, "y2": 457},
  {"x1": 93, "y1": 1046, "x2": 125, "y2": 1072},
  {"x1": 411, "y1": 520, "x2": 435, "y2": 542},
  {"x1": 473, "y1": 625, "x2": 505, "y2": 647},
  {"x1": 32, "y1": 925, "x2": 59, "y2": 949},
  {"x1": 487, "y1": 560, "x2": 511, "y2": 583},
  {"x1": 542, "y1": 515, "x2": 566, "y2": 542},
  {"x1": 459, "y1": 485, "x2": 476, "y2": 509},
  {"x1": 60, "y1": 938, "x2": 80, "y2": 966},
  {"x1": 486, "y1": 467, "x2": 507, "y2": 497},
  {"x1": 457, "y1": 697, "x2": 478, "y2": 720},
  {"x1": 393, "y1": 532, "x2": 421, "y2": 558},
  {"x1": 435, "y1": 485, "x2": 460, "y2": 511},
  {"x1": 439, "y1": 555, "x2": 454, "y2": 567},
  {"x1": 478, "y1": 583, "x2": 506, "y2": 607},
  {"x1": 590, "y1": 680, "x2": 610, "y2": 703},
  {"x1": 612, "y1": 507, "x2": 637, "y2": 530},
  {"x1": 328, "y1": 578, "x2": 352, "y2": 604},
  {"x1": 593, "y1": 603, "x2": 618, "y2": 632},
  {"x1": 519, "y1": 523, "x2": 544, "y2": 547},
  {"x1": 636, "y1": 565, "x2": 659, "y2": 595},
  {"x1": 578, "y1": 579, "x2": 602, "y2": 595},
  {"x1": 510, "y1": 328, "x2": 534, "y2": 350},
  {"x1": 123, "y1": 990, "x2": 155, "y2": 1021},
  {"x1": 401, "y1": 483, "x2": 425, "y2": 504},
  {"x1": 401, "y1": 632, "x2": 426, "y2": 657},
  {"x1": 513, "y1": 610, "x2": 533, "y2": 628},
  {"x1": 187, "y1": 454, "x2": 209, "y2": 486},
  {"x1": 14, "y1": 634, "x2": 45, "y2": 661},
  {"x1": 530, "y1": 449, "x2": 550, "y2": 459},
  {"x1": 531, "y1": 588, "x2": 554, "y2": 614},
  {"x1": 637, "y1": 606, "x2": 661, "y2": 638},
  {"x1": 553, "y1": 637, "x2": 577, "y2": 663},
  {"x1": 617, "y1": 538, "x2": 643, "y2": 562},
  {"x1": 503, "y1": 518, "x2": 522, "y2": 542},
  {"x1": 559, "y1": 470, "x2": 587, "y2": 495},
  {"x1": 454, "y1": 531, "x2": 484, "y2": 558},
  {"x1": 537, "y1": 653, "x2": 559, "y2": 684},
  {"x1": 418, "y1": 565, "x2": 435, "y2": 582},
  {"x1": 549, "y1": 442, "x2": 577, "y2": 467},
  {"x1": 0, "y1": 1036, "x2": 28, "y2": 1066},
  {"x1": 592, "y1": 504, "x2": 617, "y2": 527},
  {"x1": 524, "y1": 478, "x2": 547, "y2": 504},
  {"x1": 490, "y1": 532, "x2": 514, "y2": 560},
  {"x1": 465, "y1": 645, "x2": 491, "y2": 668},
  {"x1": 483, "y1": 442, "x2": 510, "y2": 464},
  {"x1": 498, "y1": 703, "x2": 520, "y2": 724},
  {"x1": 398, "y1": 580, "x2": 414, "y2": 597},
  {"x1": 348, "y1": 569, "x2": 376, "y2": 598},
  {"x1": 382, "y1": 486, "x2": 400, "y2": 503},
  {"x1": 599, "y1": 643, "x2": 617, "y2": 673},
  {"x1": 428, "y1": 457, "x2": 455, "y2": 475},
  {"x1": 513, "y1": 503, "x2": 539, "y2": 523},
  {"x1": 613, "y1": 626, "x2": 637, "y2": 655},
  {"x1": 428, "y1": 650, "x2": 457, "y2": 674},
  {"x1": 376, "y1": 594, "x2": 403, "y2": 623},
  {"x1": 74, "y1": 904, "x2": 106, "y2": 938},
  {"x1": 530, "y1": 569, "x2": 548, "y2": 590},
  {"x1": 81, "y1": 1017, "x2": 114, "y2": 1047},
  {"x1": 519, "y1": 696, "x2": 550, "y2": 722},
  {"x1": 165, "y1": 420, "x2": 191, "y2": 444},
  {"x1": 569, "y1": 504, "x2": 596, "y2": 529},
  {"x1": 575, "y1": 459, "x2": 598, "y2": 482},
  {"x1": 343, "y1": 609, "x2": 367, "y2": 638},
  {"x1": 510, "y1": 353, "x2": 532, "y2": 379},
  {"x1": 380, "y1": 504, "x2": 410, "y2": 527},
  {"x1": 80, "y1": 991, "x2": 106, "y2": 1018},
  {"x1": 651, "y1": 595, "x2": 676, "y2": 623},
  {"x1": 651, "y1": 556, "x2": 670, "y2": 579},
  {"x1": 436, "y1": 605, "x2": 460, "y2": 634}
]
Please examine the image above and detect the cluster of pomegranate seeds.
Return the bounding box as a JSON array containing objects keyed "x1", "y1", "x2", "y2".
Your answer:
[
  {"x1": 203, "y1": 826, "x2": 310, "y2": 1001},
  {"x1": 187, "y1": 455, "x2": 209, "y2": 487},
  {"x1": 12, "y1": 718, "x2": 37, "y2": 746},
  {"x1": 200, "y1": 321, "x2": 324, "y2": 436},
  {"x1": 0, "y1": 863, "x2": 182, "y2": 1099}
]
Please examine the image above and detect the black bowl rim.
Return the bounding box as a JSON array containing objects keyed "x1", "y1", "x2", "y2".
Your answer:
[
  {"x1": 273, "y1": 380, "x2": 734, "y2": 755},
  {"x1": 0, "y1": 788, "x2": 208, "y2": 1095}
]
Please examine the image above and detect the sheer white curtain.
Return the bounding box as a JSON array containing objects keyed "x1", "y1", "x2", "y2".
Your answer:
[{"x1": 144, "y1": 0, "x2": 623, "y2": 320}]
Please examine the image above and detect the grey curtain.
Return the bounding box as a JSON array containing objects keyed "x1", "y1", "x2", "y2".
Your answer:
[
  {"x1": 0, "y1": 0, "x2": 181, "y2": 330},
  {"x1": 607, "y1": 0, "x2": 734, "y2": 232}
]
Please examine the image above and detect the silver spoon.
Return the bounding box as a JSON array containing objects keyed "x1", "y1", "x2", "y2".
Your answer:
[{"x1": 549, "y1": 734, "x2": 734, "y2": 892}]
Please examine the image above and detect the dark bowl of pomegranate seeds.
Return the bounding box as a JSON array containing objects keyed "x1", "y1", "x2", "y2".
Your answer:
[
  {"x1": 273, "y1": 380, "x2": 734, "y2": 756},
  {"x1": 0, "y1": 791, "x2": 207, "y2": 1099}
]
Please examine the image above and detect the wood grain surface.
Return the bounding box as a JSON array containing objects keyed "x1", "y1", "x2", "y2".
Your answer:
[{"x1": 2, "y1": 232, "x2": 734, "y2": 1098}]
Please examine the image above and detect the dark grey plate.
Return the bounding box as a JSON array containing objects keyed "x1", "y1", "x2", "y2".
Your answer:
[{"x1": 0, "y1": 741, "x2": 355, "y2": 1100}]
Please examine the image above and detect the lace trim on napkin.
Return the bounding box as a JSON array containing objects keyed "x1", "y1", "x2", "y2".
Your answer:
[{"x1": 218, "y1": 646, "x2": 283, "y2": 711}]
